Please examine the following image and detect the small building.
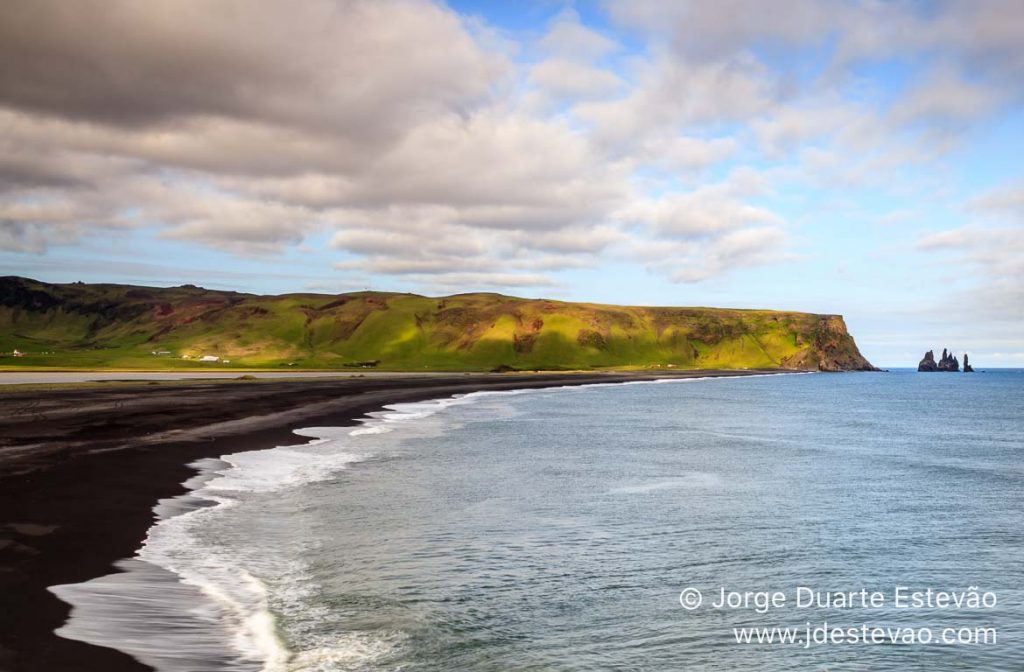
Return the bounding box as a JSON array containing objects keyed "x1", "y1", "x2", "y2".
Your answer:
[
  {"x1": 12, "y1": 349, "x2": 24, "y2": 358},
  {"x1": 199, "y1": 355, "x2": 220, "y2": 362}
]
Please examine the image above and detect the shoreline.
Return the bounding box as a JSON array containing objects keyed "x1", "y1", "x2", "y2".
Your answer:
[{"x1": 0, "y1": 369, "x2": 784, "y2": 671}]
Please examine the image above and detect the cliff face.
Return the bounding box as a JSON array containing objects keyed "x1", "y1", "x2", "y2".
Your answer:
[
  {"x1": 0, "y1": 277, "x2": 877, "y2": 372},
  {"x1": 777, "y1": 315, "x2": 877, "y2": 372}
]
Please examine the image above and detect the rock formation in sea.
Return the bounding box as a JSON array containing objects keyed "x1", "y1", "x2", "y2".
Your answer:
[
  {"x1": 918, "y1": 350, "x2": 937, "y2": 371},
  {"x1": 939, "y1": 348, "x2": 959, "y2": 372},
  {"x1": 964, "y1": 353, "x2": 974, "y2": 372},
  {"x1": 918, "y1": 348, "x2": 962, "y2": 372}
]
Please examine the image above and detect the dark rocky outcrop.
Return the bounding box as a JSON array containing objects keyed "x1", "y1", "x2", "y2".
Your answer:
[
  {"x1": 789, "y1": 315, "x2": 878, "y2": 371},
  {"x1": 964, "y1": 353, "x2": 974, "y2": 372},
  {"x1": 918, "y1": 347, "x2": 965, "y2": 372},
  {"x1": 938, "y1": 348, "x2": 959, "y2": 372}
]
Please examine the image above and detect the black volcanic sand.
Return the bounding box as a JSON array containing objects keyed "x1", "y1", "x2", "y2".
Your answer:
[{"x1": 0, "y1": 370, "x2": 776, "y2": 672}]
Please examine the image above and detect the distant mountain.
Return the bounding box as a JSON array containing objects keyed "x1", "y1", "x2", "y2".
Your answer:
[{"x1": 0, "y1": 277, "x2": 876, "y2": 371}]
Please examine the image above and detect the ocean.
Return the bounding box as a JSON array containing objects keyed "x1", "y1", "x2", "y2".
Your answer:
[{"x1": 51, "y1": 370, "x2": 1024, "y2": 671}]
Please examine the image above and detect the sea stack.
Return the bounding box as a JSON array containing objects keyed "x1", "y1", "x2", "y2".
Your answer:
[
  {"x1": 917, "y1": 348, "x2": 962, "y2": 372},
  {"x1": 938, "y1": 348, "x2": 960, "y2": 372},
  {"x1": 918, "y1": 350, "x2": 937, "y2": 371},
  {"x1": 964, "y1": 353, "x2": 974, "y2": 372}
]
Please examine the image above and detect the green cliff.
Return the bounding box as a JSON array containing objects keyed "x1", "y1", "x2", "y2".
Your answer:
[{"x1": 0, "y1": 277, "x2": 875, "y2": 371}]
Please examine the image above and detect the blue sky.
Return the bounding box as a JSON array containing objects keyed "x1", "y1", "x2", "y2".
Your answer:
[{"x1": 1, "y1": 0, "x2": 1022, "y2": 367}]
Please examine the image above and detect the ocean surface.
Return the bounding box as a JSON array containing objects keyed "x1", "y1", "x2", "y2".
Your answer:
[{"x1": 52, "y1": 370, "x2": 1024, "y2": 671}]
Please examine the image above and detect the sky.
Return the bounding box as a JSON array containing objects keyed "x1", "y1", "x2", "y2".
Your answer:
[{"x1": 1, "y1": 0, "x2": 1022, "y2": 367}]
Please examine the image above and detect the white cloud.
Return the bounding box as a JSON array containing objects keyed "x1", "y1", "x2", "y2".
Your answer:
[
  {"x1": 416, "y1": 272, "x2": 558, "y2": 290},
  {"x1": 969, "y1": 179, "x2": 1024, "y2": 216},
  {"x1": 2, "y1": 0, "x2": 1020, "y2": 298},
  {"x1": 916, "y1": 180, "x2": 1024, "y2": 323},
  {"x1": 576, "y1": 52, "x2": 774, "y2": 151},
  {"x1": 539, "y1": 9, "x2": 620, "y2": 61},
  {"x1": 634, "y1": 226, "x2": 790, "y2": 283},
  {"x1": 0, "y1": 0, "x2": 506, "y2": 137},
  {"x1": 604, "y1": 0, "x2": 835, "y2": 60},
  {"x1": 615, "y1": 168, "x2": 791, "y2": 282},
  {"x1": 918, "y1": 228, "x2": 972, "y2": 251},
  {"x1": 890, "y1": 67, "x2": 1004, "y2": 130},
  {"x1": 529, "y1": 59, "x2": 624, "y2": 100},
  {"x1": 605, "y1": 0, "x2": 1024, "y2": 89},
  {"x1": 619, "y1": 169, "x2": 780, "y2": 237}
]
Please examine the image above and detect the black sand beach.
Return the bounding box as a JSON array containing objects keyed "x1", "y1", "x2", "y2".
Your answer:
[{"x1": 0, "y1": 370, "x2": 775, "y2": 672}]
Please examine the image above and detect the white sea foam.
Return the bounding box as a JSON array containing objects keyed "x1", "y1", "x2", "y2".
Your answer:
[
  {"x1": 51, "y1": 372, "x2": 795, "y2": 671},
  {"x1": 285, "y1": 630, "x2": 409, "y2": 672},
  {"x1": 50, "y1": 392, "x2": 469, "y2": 671}
]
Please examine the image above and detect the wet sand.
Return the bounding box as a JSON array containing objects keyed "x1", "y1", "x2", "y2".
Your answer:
[
  {"x1": 0, "y1": 370, "x2": 779, "y2": 671},
  {"x1": 0, "y1": 370, "x2": 446, "y2": 386}
]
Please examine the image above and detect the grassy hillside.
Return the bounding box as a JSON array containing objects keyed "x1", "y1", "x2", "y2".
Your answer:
[{"x1": 0, "y1": 277, "x2": 875, "y2": 371}]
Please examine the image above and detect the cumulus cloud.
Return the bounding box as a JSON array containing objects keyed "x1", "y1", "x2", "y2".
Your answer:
[
  {"x1": 529, "y1": 59, "x2": 624, "y2": 100},
  {"x1": 618, "y1": 169, "x2": 790, "y2": 282},
  {"x1": 751, "y1": 99, "x2": 861, "y2": 158},
  {"x1": 968, "y1": 179, "x2": 1024, "y2": 215},
  {"x1": 0, "y1": 1, "x2": 606, "y2": 280},
  {"x1": 576, "y1": 53, "x2": 774, "y2": 152},
  {"x1": 603, "y1": 0, "x2": 1019, "y2": 157},
  {"x1": 633, "y1": 225, "x2": 790, "y2": 283},
  {"x1": 917, "y1": 180, "x2": 1024, "y2": 322},
  {"x1": 618, "y1": 169, "x2": 780, "y2": 237},
  {"x1": 605, "y1": 0, "x2": 1024, "y2": 85},
  {"x1": 890, "y1": 67, "x2": 1005, "y2": 132},
  {"x1": 329, "y1": 211, "x2": 605, "y2": 289},
  {"x1": 539, "y1": 9, "x2": 620, "y2": 61},
  {"x1": 604, "y1": 0, "x2": 836, "y2": 60},
  {"x1": 0, "y1": 0, "x2": 504, "y2": 136},
  {"x1": 918, "y1": 225, "x2": 1024, "y2": 320},
  {"x1": 1, "y1": 0, "x2": 1020, "y2": 297},
  {"x1": 413, "y1": 272, "x2": 558, "y2": 290}
]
